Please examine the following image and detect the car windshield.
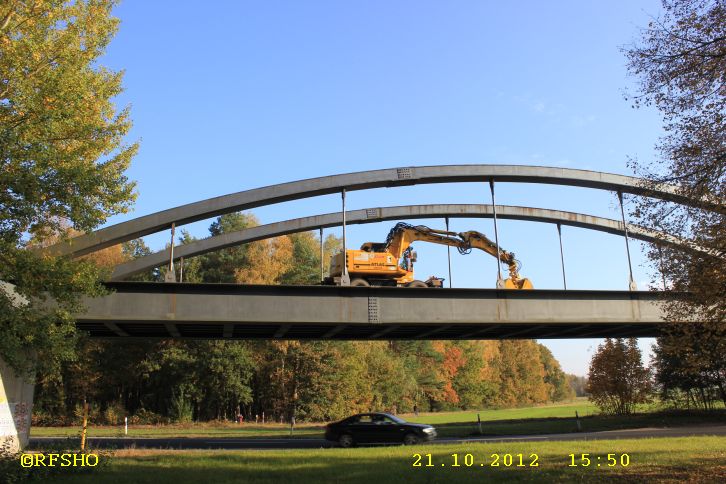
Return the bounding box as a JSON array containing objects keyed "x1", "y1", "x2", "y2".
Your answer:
[{"x1": 384, "y1": 414, "x2": 406, "y2": 424}]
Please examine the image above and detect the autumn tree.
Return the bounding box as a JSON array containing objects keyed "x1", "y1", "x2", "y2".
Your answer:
[
  {"x1": 623, "y1": 0, "x2": 725, "y2": 407},
  {"x1": 587, "y1": 339, "x2": 653, "y2": 415},
  {"x1": 452, "y1": 341, "x2": 500, "y2": 409},
  {"x1": 235, "y1": 236, "x2": 293, "y2": 284},
  {"x1": 0, "y1": 0, "x2": 137, "y2": 373}
]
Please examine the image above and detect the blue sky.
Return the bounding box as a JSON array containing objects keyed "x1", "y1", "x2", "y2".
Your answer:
[{"x1": 100, "y1": 0, "x2": 666, "y2": 375}]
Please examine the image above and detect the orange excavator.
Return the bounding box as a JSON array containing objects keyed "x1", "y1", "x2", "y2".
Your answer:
[{"x1": 327, "y1": 222, "x2": 533, "y2": 289}]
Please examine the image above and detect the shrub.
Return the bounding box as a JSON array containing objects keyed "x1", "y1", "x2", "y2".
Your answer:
[
  {"x1": 169, "y1": 392, "x2": 194, "y2": 423},
  {"x1": 129, "y1": 408, "x2": 167, "y2": 425},
  {"x1": 103, "y1": 401, "x2": 126, "y2": 425}
]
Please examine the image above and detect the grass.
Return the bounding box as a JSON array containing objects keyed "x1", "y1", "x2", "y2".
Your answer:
[
  {"x1": 402, "y1": 399, "x2": 599, "y2": 425},
  {"x1": 30, "y1": 422, "x2": 324, "y2": 439},
  {"x1": 44, "y1": 436, "x2": 726, "y2": 483},
  {"x1": 428, "y1": 409, "x2": 726, "y2": 439},
  {"x1": 32, "y1": 399, "x2": 725, "y2": 441}
]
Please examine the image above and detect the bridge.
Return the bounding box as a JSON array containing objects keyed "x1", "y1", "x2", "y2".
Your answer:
[
  {"x1": 46, "y1": 163, "x2": 718, "y2": 340},
  {"x1": 4, "y1": 164, "x2": 722, "y2": 450},
  {"x1": 79, "y1": 283, "x2": 668, "y2": 340}
]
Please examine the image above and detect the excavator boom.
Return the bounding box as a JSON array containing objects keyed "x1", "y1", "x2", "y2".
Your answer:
[
  {"x1": 389, "y1": 223, "x2": 527, "y2": 284},
  {"x1": 328, "y1": 222, "x2": 532, "y2": 289}
]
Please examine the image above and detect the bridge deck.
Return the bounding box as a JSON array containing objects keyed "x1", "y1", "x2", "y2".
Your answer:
[{"x1": 75, "y1": 283, "x2": 669, "y2": 340}]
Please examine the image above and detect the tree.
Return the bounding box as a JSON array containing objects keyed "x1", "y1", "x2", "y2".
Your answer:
[
  {"x1": 279, "y1": 232, "x2": 322, "y2": 285},
  {"x1": 360, "y1": 342, "x2": 415, "y2": 413},
  {"x1": 587, "y1": 339, "x2": 653, "y2": 415},
  {"x1": 653, "y1": 328, "x2": 725, "y2": 408},
  {"x1": 452, "y1": 341, "x2": 499, "y2": 409},
  {"x1": 390, "y1": 341, "x2": 446, "y2": 411},
  {"x1": 235, "y1": 236, "x2": 293, "y2": 284},
  {"x1": 566, "y1": 374, "x2": 589, "y2": 397},
  {"x1": 431, "y1": 341, "x2": 466, "y2": 406},
  {"x1": 623, "y1": 0, "x2": 725, "y2": 409},
  {"x1": 0, "y1": 0, "x2": 136, "y2": 373},
  {"x1": 496, "y1": 340, "x2": 549, "y2": 407},
  {"x1": 322, "y1": 234, "x2": 342, "y2": 275},
  {"x1": 198, "y1": 213, "x2": 259, "y2": 283},
  {"x1": 174, "y1": 230, "x2": 202, "y2": 283},
  {"x1": 539, "y1": 345, "x2": 574, "y2": 403}
]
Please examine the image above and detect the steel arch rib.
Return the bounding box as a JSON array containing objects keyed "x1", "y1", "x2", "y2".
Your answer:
[
  {"x1": 44, "y1": 165, "x2": 724, "y2": 258},
  {"x1": 109, "y1": 203, "x2": 714, "y2": 281}
]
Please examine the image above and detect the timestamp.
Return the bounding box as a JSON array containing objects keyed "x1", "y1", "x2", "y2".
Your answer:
[
  {"x1": 568, "y1": 453, "x2": 630, "y2": 467},
  {"x1": 412, "y1": 453, "x2": 539, "y2": 468}
]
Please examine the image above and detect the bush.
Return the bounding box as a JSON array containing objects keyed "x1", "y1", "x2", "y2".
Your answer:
[
  {"x1": 169, "y1": 392, "x2": 194, "y2": 423},
  {"x1": 73, "y1": 402, "x2": 101, "y2": 425},
  {"x1": 102, "y1": 401, "x2": 126, "y2": 425},
  {"x1": 129, "y1": 408, "x2": 167, "y2": 425},
  {"x1": 30, "y1": 409, "x2": 56, "y2": 427}
]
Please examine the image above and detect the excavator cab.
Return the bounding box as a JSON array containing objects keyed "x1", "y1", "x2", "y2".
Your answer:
[{"x1": 399, "y1": 247, "x2": 417, "y2": 271}]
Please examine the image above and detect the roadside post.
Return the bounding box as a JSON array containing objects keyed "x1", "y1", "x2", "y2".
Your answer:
[
  {"x1": 80, "y1": 399, "x2": 89, "y2": 451},
  {"x1": 575, "y1": 411, "x2": 582, "y2": 432},
  {"x1": 477, "y1": 413, "x2": 483, "y2": 435}
]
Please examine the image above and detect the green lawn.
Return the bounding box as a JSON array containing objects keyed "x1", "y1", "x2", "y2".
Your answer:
[
  {"x1": 402, "y1": 398, "x2": 599, "y2": 425},
  {"x1": 30, "y1": 423, "x2": 324, "y2": 439},
  {"x1": 44, "y1": 436, "x2": 726, "y2": 483}
]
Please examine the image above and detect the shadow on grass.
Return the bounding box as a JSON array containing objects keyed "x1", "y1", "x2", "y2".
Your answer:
[
  {"x1": 434, "y1": 409, "x2": 726, "y2": 438},
  {"x1": 49, "y1": 447, "x2": 726, "y2": 484}
]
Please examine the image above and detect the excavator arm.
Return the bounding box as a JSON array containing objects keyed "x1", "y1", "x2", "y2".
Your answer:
[{"x1": 380, "y1": 222, "x2": 531, "y2": 289}]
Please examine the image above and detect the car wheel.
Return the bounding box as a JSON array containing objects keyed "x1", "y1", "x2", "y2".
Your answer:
[
  {"x1": 350, "y1": 278, "x2": 370, "y2": 287},
  {"x1": 403, "y1": 433, "x2": 420, "y2": 445},
  {"x1": 339, "y1": 434, "x2": 355, "y2": 448}
]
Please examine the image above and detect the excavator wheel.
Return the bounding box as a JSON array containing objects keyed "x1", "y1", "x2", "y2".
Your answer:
[
  {"x1": 350, "y1": 278, "x2": 371, "y2": 287},
  {"x1": 405, "y1": 280, "x2": 428, "y2": 288}
]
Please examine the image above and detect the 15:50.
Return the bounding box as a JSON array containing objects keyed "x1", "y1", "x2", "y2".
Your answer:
[{"x1": 568, "y1": 453, "x2": 630, "y2": 467}]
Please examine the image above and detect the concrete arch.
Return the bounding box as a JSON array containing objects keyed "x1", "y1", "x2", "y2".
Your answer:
[
  {"x1": 45, "y1": 165, "x2": 723, "y2": 258},
  {"x1": 109, "y1": 203, "x2": 713, "y2": 281}
]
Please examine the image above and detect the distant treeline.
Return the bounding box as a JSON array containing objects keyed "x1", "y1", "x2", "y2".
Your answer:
[
  {"x1": 34, "y1": 213, "x2": 578, "y2": 425},
  {"x1": 34, "y1": 339, "x2": 577, "y2": 425}
]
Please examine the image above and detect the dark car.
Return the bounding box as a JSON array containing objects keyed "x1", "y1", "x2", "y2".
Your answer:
[{"x1": 324, "y1": 412, "x2": 436, "y2": 447}]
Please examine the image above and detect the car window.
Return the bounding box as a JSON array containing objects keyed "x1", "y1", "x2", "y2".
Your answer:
[
  {"x1": 370, "y1": 414, "x2": 397, "y2": 425},
  {"x1": 354, "y1": 415, "x2": 373, "y2": 424}
]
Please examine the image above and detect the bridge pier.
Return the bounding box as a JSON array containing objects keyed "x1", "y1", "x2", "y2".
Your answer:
[{"x1": 0, "y1": 358, "x2": 34, "y2": 452}]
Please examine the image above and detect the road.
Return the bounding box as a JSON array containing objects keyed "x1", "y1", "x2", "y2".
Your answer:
[{"x1": 30, "y1": 424, "x2": 726, "y2": 450}]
